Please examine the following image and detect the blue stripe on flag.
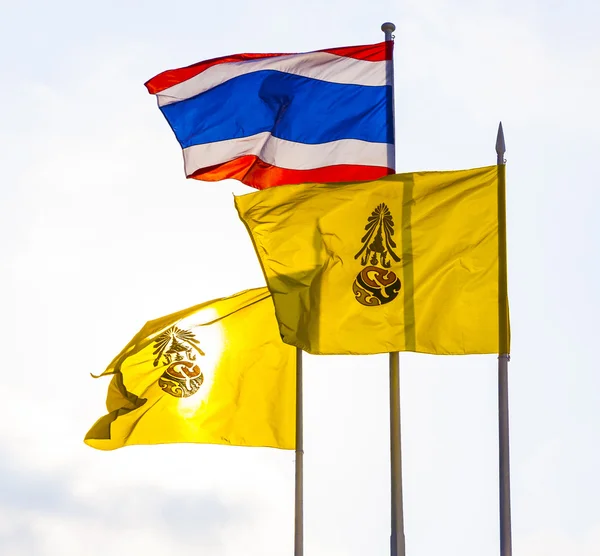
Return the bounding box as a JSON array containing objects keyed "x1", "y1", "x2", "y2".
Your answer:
[{"x1": 160, "y1": 70, "x2": 393, "y2": 148}]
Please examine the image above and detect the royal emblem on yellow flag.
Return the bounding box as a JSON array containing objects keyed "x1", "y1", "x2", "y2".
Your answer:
[
  {"x1": 353, "y1": 203, "x2": 401, "y2": 306},
  {"x1": 235, "y1": 166, "x2": 509, "y2": 355},
  {"x1": 153, "y1": 326, "x2": 205, "y2": 398},
  {"x1": 85, "y1": 287, "x2": 296, "y2": 451}
]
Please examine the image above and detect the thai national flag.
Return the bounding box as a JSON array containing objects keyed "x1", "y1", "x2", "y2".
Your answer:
[{"x1": 145, "y1": 42, "x2": 394, "y2": 189}]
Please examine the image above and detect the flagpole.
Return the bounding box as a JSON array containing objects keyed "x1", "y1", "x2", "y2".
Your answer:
[
  {"x1": 496, "y1": 122, "x2": 512, "y2": 556},
  {"x1": 389, "y1": 351, "x2": 405, "y2": 556},
  {"x1": 294, "y1": 347, "x2": 304, "y2": 556},
  {"x1": 381, "y1": 21, "x2": 405, "y2": 556}
]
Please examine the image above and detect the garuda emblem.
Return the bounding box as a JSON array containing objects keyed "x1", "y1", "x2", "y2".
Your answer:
[
  {"x1": 153, "y1": 326, "x2": 205, "y2": 398},
  {"x1": 353, "y1": 203, "x2": 401, "y2": 306}
]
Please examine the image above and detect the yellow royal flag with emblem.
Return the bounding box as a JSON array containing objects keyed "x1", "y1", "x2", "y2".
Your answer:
[
  {"x1": 235, "y1": 165, "x2": 509, "y2": 355},
  {"x1": 85, "y1": 287, "x2": 296, "y2": 450}
]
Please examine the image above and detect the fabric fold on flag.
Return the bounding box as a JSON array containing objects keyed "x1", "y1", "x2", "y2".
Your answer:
[
  {"x1": 85, "y1": 287, "x2": 296, "y2": 451},
  {"x1": 235, "y1": 166, "x2": 509, "y2": 355},
  {"x1": 145, "y1": 41, "x2": 394, "y2": 189}
]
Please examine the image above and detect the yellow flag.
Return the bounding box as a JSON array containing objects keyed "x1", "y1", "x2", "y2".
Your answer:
[
  {"x1": 85, "y1": 287, "x2": 296, "y2": 450},
  {"x1": 235, "y1": 166, "x2": 509, "y2": 355}
]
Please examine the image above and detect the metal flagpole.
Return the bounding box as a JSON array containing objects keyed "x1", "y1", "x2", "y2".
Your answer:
[
  {"x1": 496, "y1": 122, "x2": 512, "y2": 556},
  {"x1": 389, "y1": 351, "x2": 405, "y2": 556},
  {"x1": 381, "y1": 21, "x2": 406, "y2": 556},
  {"x1": 294, "y1": 347, "x2": 304, "y2": 556}
]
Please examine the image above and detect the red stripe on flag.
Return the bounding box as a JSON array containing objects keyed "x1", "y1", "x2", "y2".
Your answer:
[
  {"x1": 145, "y1": 41, "x2": 392, "y2": 94},
  {"x1": 322, "y1": 41, "x2": 393, "y2": 62},
  {"x1": 186, "y1": 155, "x2": 394, "y2": 190}
]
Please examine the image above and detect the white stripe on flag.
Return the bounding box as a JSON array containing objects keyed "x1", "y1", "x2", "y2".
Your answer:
[
  {"x1": 182, "y1": 133, "x2": 394, "y2": 175},
  {"x1": 157, "y1": 53, "x2": 391, "y2": 107}
]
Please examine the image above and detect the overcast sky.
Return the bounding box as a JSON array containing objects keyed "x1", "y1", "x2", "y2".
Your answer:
[{"x1": 2, "y1": 0, "x2": 599, "y2": 554}]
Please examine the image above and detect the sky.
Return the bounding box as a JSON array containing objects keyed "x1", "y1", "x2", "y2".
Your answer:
[{"x1": 1, "y1": 0, "x2": 599, "y2": 554}]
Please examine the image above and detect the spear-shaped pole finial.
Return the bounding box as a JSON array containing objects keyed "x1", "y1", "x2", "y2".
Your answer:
[{"x1": 496, "y1": 122, "x2": 506, "y2": 165}]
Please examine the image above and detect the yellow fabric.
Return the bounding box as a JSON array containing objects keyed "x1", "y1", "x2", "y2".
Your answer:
[
  {"x1": 85, "y1": 287, "x2": 296, "y2": 450},
  {"x1": 235, "y1": 166, "x2": 509, "y2": 355}
]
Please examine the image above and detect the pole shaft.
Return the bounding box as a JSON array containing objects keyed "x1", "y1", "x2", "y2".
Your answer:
[
  {"x1": 294, "y1": 347, "x2": 304, "y2": 556},
  {"x1": 389, "y1": 352, "x2": 406, "y2": 556},
  {"x1": 498, "y1": 355, "x2": 511, "y2": 555},
  {"x1": 381, "y1": 21, "x2": 404, "y2": 556},
  {"x1": 496, "y1": 125, "x2": 512, "y2": 555}
]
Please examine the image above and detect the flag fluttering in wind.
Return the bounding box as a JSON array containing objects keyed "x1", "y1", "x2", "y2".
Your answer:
[
  {"x1": 145, "y1": 42, "x2": 394, "y2": 189},
  {"x1": 85, "y1": 288, "x2": 296, "y2": 451},
  {"x1": 236, "y1": 166, "x2": 509, "y2": 355}
]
